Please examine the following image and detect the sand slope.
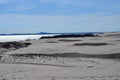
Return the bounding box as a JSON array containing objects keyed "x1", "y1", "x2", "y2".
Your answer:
[
  {"x1": 4, "y1": 33, "x2": 120, "y2": 54},
  {"x1": 0, "y1": 32, "x2": 120, "y2": 80}
]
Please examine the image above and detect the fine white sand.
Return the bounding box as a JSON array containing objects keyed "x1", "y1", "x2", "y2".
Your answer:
[{"x1": 0, "y1": 32, "x2": 120, "y2": 80}]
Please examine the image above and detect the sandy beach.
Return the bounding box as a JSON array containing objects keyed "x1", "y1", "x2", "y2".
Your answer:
[{"x1": 0, "y1": 32, "x2": 120, "y2": 80}]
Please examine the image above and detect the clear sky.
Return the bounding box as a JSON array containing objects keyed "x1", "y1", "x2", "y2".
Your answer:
[{"x1": 0, "y1": 0, "x2": 120, "y2": 33}]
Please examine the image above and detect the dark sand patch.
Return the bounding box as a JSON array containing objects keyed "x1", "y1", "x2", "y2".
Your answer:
[
  {"x1": 73, "y1": 43, "x2": 112, "y2": 46},
  {"x1": 46, "y1": 41, "x2": 58, "y2": 43},
  {"x1": 59, "y1": 39, "x2": 82, "y2": 42},
  {"x1": 116, "y1": 40, "x2": 120, "y2": 41}
]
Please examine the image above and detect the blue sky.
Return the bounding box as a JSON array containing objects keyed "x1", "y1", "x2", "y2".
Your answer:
[{"x1": 0, "y1": 0, "x2": 120, "y2": 33}]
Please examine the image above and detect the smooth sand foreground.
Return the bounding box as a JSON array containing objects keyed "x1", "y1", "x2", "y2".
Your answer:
[{"x1": 0, "y1": 32, "x2": 120, "y2": 80}]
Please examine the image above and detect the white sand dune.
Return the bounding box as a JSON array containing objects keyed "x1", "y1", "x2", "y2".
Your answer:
[
  {"x1": 4, "y1": 33, "x2": 120, "y2": 54},
  {"x1": 0, "y1": 32, "x2": 120, "y2": 80}
]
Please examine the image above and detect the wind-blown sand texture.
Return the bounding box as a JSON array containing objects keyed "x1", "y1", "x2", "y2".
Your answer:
[{"x1": 0, "y1": 32, "x2": 120, "y2": 80}]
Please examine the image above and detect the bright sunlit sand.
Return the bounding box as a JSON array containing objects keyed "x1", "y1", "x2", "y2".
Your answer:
[{"x1": 0, "y1": 32, "x2": 120, "y2": 80}]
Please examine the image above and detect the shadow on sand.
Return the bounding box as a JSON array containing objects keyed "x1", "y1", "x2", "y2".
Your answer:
[
  {"x1": 59, "y1": 39, "x2": 82, "y2": 42},
  {"x1": 73, "y1": 43, "x2": 112, "y2": 46},
  {"x1": 10, "y1": 52, "x2": 120, "y2": 60}
]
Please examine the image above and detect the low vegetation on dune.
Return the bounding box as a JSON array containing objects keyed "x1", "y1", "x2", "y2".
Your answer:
[
  {"x1": 40, "y1": 33, "x2": 98, "y2": 39},
  {"x1": 0, "y1": 42, "x2": 31, "y2": 49},
  {"x1": 1, "y1": 53, "x2": 120, "y2": 64},
  {"x1": 9, "y1": 53, "x2": 120, "y2": 59}
]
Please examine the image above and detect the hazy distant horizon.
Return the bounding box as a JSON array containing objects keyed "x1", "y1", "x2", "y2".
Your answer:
[{"x1": 0, "y1": 31, "x2": 119, "y2": 35}]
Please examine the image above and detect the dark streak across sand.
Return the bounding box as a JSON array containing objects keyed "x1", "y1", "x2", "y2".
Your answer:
[
  {"x1": 10, "y1": 52, "x2": 120, "y2": 59},
  {"x1": 0, "y1": 62, "x2": 73, "y2": 67},
  {"x1": 59, "y1": 39, "x2": 82, "y2": 42},
  {"x1": 73, "y1": 43, "x2": 112, "y2": 46}
]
